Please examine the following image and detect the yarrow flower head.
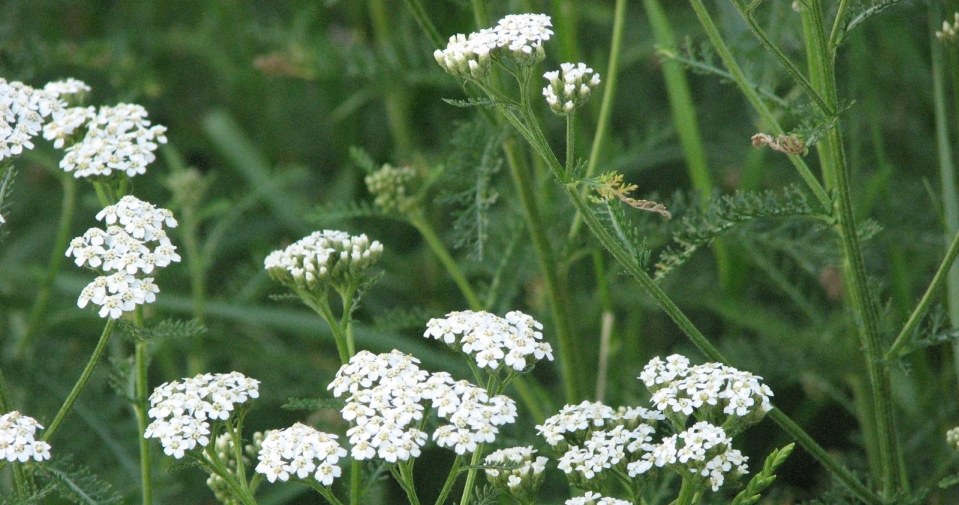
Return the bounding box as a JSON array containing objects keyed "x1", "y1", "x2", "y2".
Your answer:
[
  {"x1": 636, "y1": 421, "x2": 748, "y2": 492},
  {"x1": 484, "y1": 446, "x2": 548, "y2": 502},
  {"x1": 0, "y1": 411, "x2": 52, "y2": 463},
  {"x1": 434, "y1": 13, "x2": 553, "y2": 79},
  {"x1": 424, "y1": 372, "x2": 517, "y2": 455},
  {"x1": 365, "y1": 163, "x2": 418, "y2": 215},
  {"x1": 43, "y1": 78, "x2": 91, "y2": 100},
  {"x1": 0, "y1": 78, "x2": 61, "y2": 162},
  {"x1": 640, "y1": 354, "x2": 774, "y2": 431},
  {"x1": 329, "y1": 350, "x2": 430, "y2": 463},
  {"x1": 56, "y1": 103, "x2": 167, "y2": 178},
  {"x1": 565, "y1": 492, "x2": 631, "y2": 505},
  {"x1": 67, "y1": 196, "x2": 180, "y2": 319},
  {"x1": 543, "y1": 63, "x2": 601, "y2": 116},
  {"x1": 256, "y1": 423, "x2": 347, "y2": 485},
  {"x1": 424, "y1": 310, "x2": 553, "y2": 374},
  {"x1": 144, "y1": 372, "x2": 259, "y2": 459},
  {"x1": 264, "y1": 229, "x2": 383, "y2": 297}
]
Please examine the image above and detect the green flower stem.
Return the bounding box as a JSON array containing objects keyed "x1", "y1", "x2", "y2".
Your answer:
[
  {"x1": 567, "y1": 0, "x2": 626, "y2": 242},
  {"x1": 227, "y1": 417, "x2": 251, "y2": 496},
  {"x1": 674, "y1": 477, "x2": 696, "y2": 505},
  {"x1": 369, "y1": 0, "x2": 414, "y2": 158},
  {"x1": 306, "y1": 481, "x2": 347, "y2": 505},
  {"x1": 457, "y1": 448, "x2": 485, "y2": 505},
  {"x1": 20, "y1": 174, "x2": 77, "y2": 357},
  {"x1": 687, "y1": 0, "x2": 832, "y2": 212},
  {"x1": 433, "y1": 455, "x2": 464, "y2": 505},
  {"x1": 300, "y1": 292, "x2": 351, "y2": 364},
  {"x1": 393, "y1": 463, "x2": 422, "y2": 505},
  {"x1": 199, "y1": 448, "x2": 257, "y2": 505},
  {"x1": 43, "y1": 318, "x2": 118, "y2": 441},
  {"x1": 134, "y1": 340, "x2": 153, "y2": 505},
  {"x1": 178, "y1": 190, "x2": 208, "y2": 375},
  {"x1": 800, "y1": 1, "x2": 901, "y2": 494},
  {"x1": 408, "y1": 214, "x2": 484, "y2": 310},
  {"x1": 350, "y1": 460, "x2": 361, "y2": 505},
  {"x1": 886, "y1": 226, "x2": 959, "y2": 359},
  {"x1": 502, "y1": 135, "x2": 582, "y2": 403},
  {"x1": 492, "y1": 89, "x2": 883, "y2": 505},
  {"x1": 729, "y1": 0, "x2": 832, "y2": 115}
]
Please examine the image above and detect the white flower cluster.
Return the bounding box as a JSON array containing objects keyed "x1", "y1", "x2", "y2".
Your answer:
[
  {"x1": 484, "y1": 446, "x2": 547, "y2": 499},
  {"x1": 937, "y1": 12, "x2": 959, "y2": 42},
  {"x1": 55, "y1": 103, "x2": 167, "y2": 178},
  {"x1": 264, "y1": 229, "x2": 383, "y2": 294},
  {"x1": 66, "y1": 195, "x2": 180, "y2": 319},
  {"x1": 426, "y1": 372, "x2": 517, "y2": 455},
  {"x1": 144, "y1": 372, "x2": 260, "y2": 459},
  {"x1": 543, "y1": 63, "x2": 601, "y2": 115},
  {"x1": 434, "y1": 13, "x2": 553, "y2": 78},
  {"x1": 537, "y1": 401, "x2": 662, "y2": 448},
  {"x1": 643, "y1": 421, "x2": 747, "y2": 491},
  {"x1": 0, "y1": 78, "x2": 61, "y2": 162},
  {"x1": 565, "y1": 492, "x2": 631, "y2": 505},
  {"x1": 558, "y1": 424, "x2": 658, "y2": 483},
  {"x1": 0, "y1": 411, "x2": 51, "y2": 463},
  {"x1": 640, "y1": 354, "x2": 773, "y2": 427},
  {"x1": 364, "y1": 163, "x2": 418, "y2": 214},
  {"x1": 329, "y1": 350, "x2": 517, "y2": 462},
  {"x1": 948, "y1": 426, "x2": 959, "y2": 451},
  {"x1": 43, "y1": 78, "x2": 91, "y2": 99},
  {"x1": 256, "y1": 423, "x2": 347, "y2": 485},
  {"x1": 424, "y1": 310, "x2": 553, "y2": 372},
  {"x1": 329, "y1": 350, "x2": 430, "y2": 463},
  {"x1": 43, "y1": 106, "x2": 95, "y2": 149}
]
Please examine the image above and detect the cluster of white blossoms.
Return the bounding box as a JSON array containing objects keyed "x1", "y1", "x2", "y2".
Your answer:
[
  {"x1": 424, "y1": 310, "x2": 553, "y2": 372},
  {"x1": 565, "y1": 492, "x2": 631, "y2": 505},
  {"x1": 329, "y1": 350, "x2": 517, "y2": 462},
  {"x1": 329, "y1": 350, "x2": 430, "y2": 463},
  {"x1": 483, "y1": 446, "x2": 547, "y2": 500},
  {"x1": 543, "y1": 62, "x2": 601, "y2": 116},
  {"x1": 43, "y1": 77, "x2": 91, "y2": 99},
  {"x1": 647, "y1": 421, "x2": 748, "y2": 491},
  {"x1": 66, "y1": 195, "x2": 180, "y2": 319},
  {"x1": 364, "y1": 163, "x2": 418, "y2": 215},
  {"x1": 255, "y1": 423, "x2": 347, "y2": 485},
  {"x1": 947, "y1": 426, "x2": 959, "y2": 451},
  {"x1": 559, "y1": 424, "x2": 658, "y2": 484},
  {"x1": 937, "y1": 12, "x2": 959, "y2": 42},
  {"x1": 54, "y1": 103, "x2": 167, "y2": 178},
  {"x1": 0, "y1": 78, "x2": 61, "y2": 162},
  {"x1": 640, "y1": 354, "x2": 774, "y2": 428},
  {"x1": 144, "y1": 372, "x2": 260, "y2": 458},
  {"x1": 264, "y1": 229, "x2": 383, "y2": 295},
  {"x1": 425, "y1": 372, "x2": 517, "y2": 455},
  {"x1": 0, "y1": 411, "x2": 52, "y2": 463},
  {"x1": 537, "y1": 401, "x2": 662, "y2": 448},
  {"x1": 434, "y1": 14, "x2": 553, "y2": 78}
]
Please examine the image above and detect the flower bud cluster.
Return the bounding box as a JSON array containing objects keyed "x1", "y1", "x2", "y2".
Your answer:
[
  {"x1": 206, "y1": 430, "x2": 264, "y2": 504},
  {"x1": 364, "y1": 163, "x2": 418, "y2": 214},
  {"x1": 948, "y1": 426, "x2": 959, "y2": 451},
  {"x1": 55, "y1": 103, "x2": 167, "y2": 178},
  {"x1": 256, "y1": 423, "x2": 347, "y2": 485},
  {"x1": 543, "y1": 63, "x2": 601, "y2": 116},
  {"x1": 483, "y1": 446, "x2": 547, "y2": 502},
  {"x1": 937, "y1": 12, "x2": 959, "y2": 42},
  {"x1": 0, "y1": 78, "x2": 61, "y2": 162},
  {"x1": 264, "y1": 229, "x2": 383, "y2": 295},
  {"x1": 565, "y1": 492, "x2": 631, "y2": 505},
  {"x1": 144, "y1": 372, "x2": 260, "y2": 459},
  {"x1": 424, "y1": 310, "x2": 553, "y2": 373},
  {"x1": 0, "y1": 411, "x2": 51, "y2": 463},
  {"x1": 640, "y1": 354, "x2": 773, "y2": 430},
  {"x1": 434, "y1": 13, "x2": 553, "y2": 78},
  {"x1": 67, "y1": 195, "x2": 180, "y2": 319}
]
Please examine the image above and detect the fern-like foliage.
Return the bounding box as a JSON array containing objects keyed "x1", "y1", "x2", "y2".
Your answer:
[
  {"x1": 593, "y1": 200, "x2": 653, "y2": 270},
  {"x1": 2, "y1": 483, "x2": 56, "y2": 505},
  {"x1": 39, "y1": 457, "x2": 123, "y2": 505},
  {"x1": 0, "y1": 164, "x2": 15, "y2": 243},
  {"x1": 730, "y1": 443, "x2": 793, "y2": 505},
  {"x1": 311, "y1": 199, "x2": 393, "y2": 224},
  {"x1": 837, "y1": 0, "x2": 904, "y2": 46},
  {"x1": 438, "y1": 118, "x2": 505, "y2": 260},
  {"x1": 654, "y1": 186, "x2": 817, "y2": 280}
]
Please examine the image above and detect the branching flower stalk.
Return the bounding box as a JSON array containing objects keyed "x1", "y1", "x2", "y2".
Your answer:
[{"x1": 436, "y1": 17, "x2": 883, "y2": 503}]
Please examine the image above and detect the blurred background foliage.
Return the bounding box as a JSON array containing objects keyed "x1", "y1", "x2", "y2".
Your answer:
[{"x1": 0, "y1": 0, "x2": 956, "y2": 503}]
